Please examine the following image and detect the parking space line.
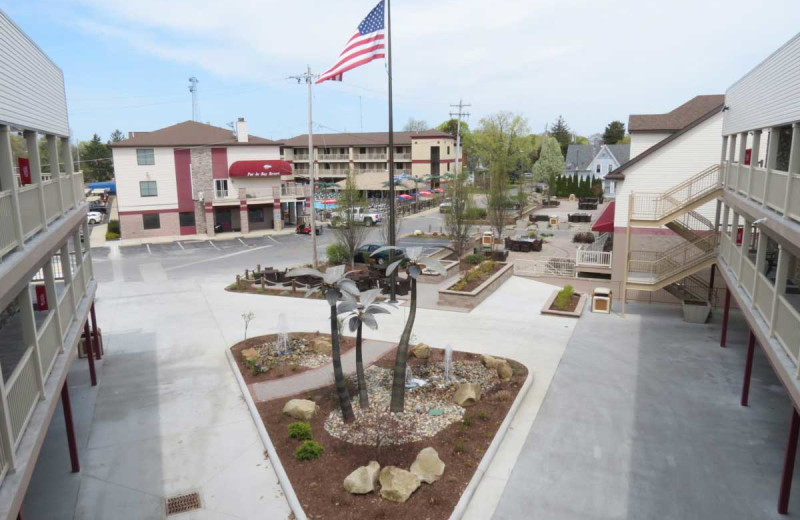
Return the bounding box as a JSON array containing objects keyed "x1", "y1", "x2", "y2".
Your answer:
[
  {"x1": 165, "y1": 244, "x2": 273, "y2": 270},
  {"x1": 209, "y1": 240, "x2": 220, "y2": 251},
  {"x1": 238, "y1": 238, "x2": 248, "y2": 247},
  {"x1": 176, "y1": 241, "x2": 185, "y2": 250},
  {"x1": 267, "y1": 236, "x2": 280, "y2": 244},
  {"x1": 146, "y1": 244, "x2": 152, "y2": 255}
]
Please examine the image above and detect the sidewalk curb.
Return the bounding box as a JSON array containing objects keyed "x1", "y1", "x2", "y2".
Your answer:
[
  {"x1": 225, "y1": 349, "x2": 307, "y2": 520},
  {"x1": 449, "y1": 366, "x2": 535, "y2": 520}
]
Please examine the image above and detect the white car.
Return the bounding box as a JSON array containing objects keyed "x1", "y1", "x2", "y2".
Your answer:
[{"x1": 87, "y1": 211, "x2": 103, "y2": 225}]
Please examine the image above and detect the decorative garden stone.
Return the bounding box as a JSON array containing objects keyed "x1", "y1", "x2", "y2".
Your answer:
[
  {"x1": 481, "y1": 354, "x2": 502, "y2": 369},
  {"x1": 241, "y1": 348, "x2": 259, "y2": 362},
  {"x1": 454, "y1": 383, "x2": 481, "y2": 407},
  {"x1": 343, "y1": 461, "x2": 380, "y2": 494},
  {"x1": 496, "y1": 361, "x2": 513, "y2": 380},
  {"x1": 410, "y1": 447, "x2": 445, "y2": 484},
  {"x1": 309, "y1": 337, "x2": 332, "y2": 354},
  {"x1": 410, "y1": 343, "x2": 431, "y2": 359},
  {"x1": 282, "y1": 399, "x2": 319, "y2": 421},
  {"x1": 379, "y1": 466, "x2": 421, "y2": 502}
]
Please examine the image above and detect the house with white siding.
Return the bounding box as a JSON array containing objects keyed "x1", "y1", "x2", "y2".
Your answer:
[{"x1": 565, "y1": 143, "x2": 630, "y2": 188}]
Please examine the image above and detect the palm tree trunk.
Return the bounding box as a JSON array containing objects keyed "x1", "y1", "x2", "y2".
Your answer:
[
  {"x1": 356, "y1": 322, "x2": 369, "y2": 409},
  {"x1": 330, "y1": 303, "x2": 355, "y2": 422},
  {"x1": 390, "y1": 277, "x2": 416, "y2": 412}
]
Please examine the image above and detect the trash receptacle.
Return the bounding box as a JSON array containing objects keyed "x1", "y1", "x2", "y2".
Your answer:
[{"x1": 592, "y1": 287, "x2": 612, "y2": 313}]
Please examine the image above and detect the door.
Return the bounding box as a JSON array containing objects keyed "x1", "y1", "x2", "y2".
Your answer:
[{"x1": 430, "y1": 146, "x2": 440, "y2": 176}]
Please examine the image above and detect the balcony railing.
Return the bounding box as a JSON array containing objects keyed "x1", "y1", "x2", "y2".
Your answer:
[
  {"x1": 395, "y1": 153, "x2": 412, "y2": 161},
  {"x1": 318, "y1": 153, "x2": 349, "y2": 161},
  {"x1": 628, "y1": 234, "x2": 717, "y2": 282},
  {"x1": 354, "y1": 153, "x2": 387, "y2": 161},
  {"x1": 631, "y1": 164, "x2": 721, "y2": 221},
  {"x1": 292, "y1": 154, "x2": 310, "y2": 161},
  {"x1": 722, "y1": 160, "x2": 800, "y2": 223}
]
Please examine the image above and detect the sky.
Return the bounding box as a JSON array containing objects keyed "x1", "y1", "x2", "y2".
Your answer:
[{"x1": 3, "y1": 0, "x2": 800, "y2": 144}]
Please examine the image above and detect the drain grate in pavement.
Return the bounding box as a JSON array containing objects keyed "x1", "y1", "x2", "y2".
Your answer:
[{"x1": 165, "y1": 492, "x2": 201, "y2": 515}]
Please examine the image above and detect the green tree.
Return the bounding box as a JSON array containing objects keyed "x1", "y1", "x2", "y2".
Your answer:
[
  {"x1": 444, "y1": 170, "x2": 474, "y2": 258},
  {"x1": 616, "y1": 134, "x2": 631, "y2": 144},
  {"x1": 549, "y1": 116, "x2": 571, "y2": 157},
  {"x1": 108, "y1": 129, "x2": 125, "y2": 143},
  {"x1": 531, "y1": 136, "x2": 565, "y2": 187},
  {"x1": 333, "y1": 172, "x2": 369, "y2": 269},
  {"x1": 602, "y1": 121, "x2": 626, "y2": 145},
  {"x1": 79, "y1": 134, "x2": 113, "y2": 182}
]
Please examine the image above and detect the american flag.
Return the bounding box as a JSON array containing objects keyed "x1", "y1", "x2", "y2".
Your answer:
[{"x1": 316, "y1": 0, "x2": 385, "y2": 84}]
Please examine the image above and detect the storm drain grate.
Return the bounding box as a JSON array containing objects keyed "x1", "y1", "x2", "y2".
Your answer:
[{"x1": 165, "y1": 492, "x2": 201, "y2": 515}]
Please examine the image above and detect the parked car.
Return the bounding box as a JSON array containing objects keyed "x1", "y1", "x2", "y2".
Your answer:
[
  {"x1": 87, "y1": 211, "x2": 104, "y2": 225},
  {"x1": 355, "y1": 243, "x2": 407, "y2": 267},
  {"x1": 89, "y1": 204, "x2": 107, "y2": 214},
  {"x1": 439, "y1": 202, "x2": 452, "y2": 213}
]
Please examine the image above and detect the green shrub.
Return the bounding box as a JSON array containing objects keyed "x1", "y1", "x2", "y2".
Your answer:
[
  {"x1": 326, "y1": 242, "x2": 349, "y2": 265},
  {"x1": 107, "y1": 219, "x2": 120, "y2": 234},
  {"x1": 288, "y1": 422, "x2": 312, "y2": 441},
  {"x1": 462, "y1": 415, "x2": 473, "y2": 427},
  {"x1": 464, "y1": 253, "x2": 484, "y2": 265},
  {"x1": 104, "y1": 231, "x2": 120, "y2": 240},
  {"x1": 453, "y1": 440, "x2": 467, "y2": 453},
  {"x1": 465, "y1": 207, "x2": 488, "y2": 219},
  {"x1": 294, "y1": 440, "x2": 324, "y2": 460},
  {"x1": 553, "y1": 285, "x2": 575, "y2": 310},
  {"x1": 478, "y1": 410, "x2": 489, "y2": 421}
]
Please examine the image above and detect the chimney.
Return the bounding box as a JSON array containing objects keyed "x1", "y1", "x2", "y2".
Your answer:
[
  {"x1": 236, "y1": 117, "x2": 248, "y2": 143},
  {"x1": 128, "y1": 131, "x2": 135, "y2": 138}
]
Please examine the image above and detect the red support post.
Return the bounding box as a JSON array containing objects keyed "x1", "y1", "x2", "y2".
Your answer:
[
  {"x1": 90, "y1": 302, "x2": 102, "y2": 359},
  {"x1": 61, "y1": 381, "x2": 80, "y2": 473},
  {"x1": 83, "y1": 321, "x2": 96, "y2": 387},
  {"x1": 721, "y1": 288, "x2": 731, "y2": 348},
  {"x1": 779, "y1": 407, "x2": 800, "y2": 514},
  {"x1": 741, "y1": 331, "x2": 756, "y2": 406},
  {"x1": 708, "y1": 263, "x2": 717, "y2": 303}
]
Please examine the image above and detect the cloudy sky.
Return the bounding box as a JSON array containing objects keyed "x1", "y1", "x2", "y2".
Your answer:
[{"x1": 3, "y1": 0, "x2": 799, "y2": 142}]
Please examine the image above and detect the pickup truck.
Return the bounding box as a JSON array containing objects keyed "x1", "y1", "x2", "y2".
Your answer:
[{"x1": 331, "y1": 208, "x2": 383, "y2": 227}]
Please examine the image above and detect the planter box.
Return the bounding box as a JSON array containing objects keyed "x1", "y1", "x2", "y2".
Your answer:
[
  {"x1": 418, "y1": 260, "x2": 460, "y2": 284},
  {"x1": 682, "y1": 300, "x2": 712, "y2": 323},
  {"x1": 540, "y1": 290, "x2": 588, "y2": 317},
  {"x1": 438, "y1": 262, "x2": 513, "y2": 310}
]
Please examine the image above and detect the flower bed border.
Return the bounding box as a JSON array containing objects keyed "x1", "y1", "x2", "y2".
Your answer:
[
  {"x1": 437, "y1": 262, "x2": 514, "y2": 310},
  {"x1": 540, "y1": 289, "x2": 588, "y2": 317}
]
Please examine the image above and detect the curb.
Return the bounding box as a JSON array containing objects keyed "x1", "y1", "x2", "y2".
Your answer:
[
  {"x1": 225, "y1": 349, "x2": 307, "y2": 520},
  {"x1": 448, "y1": 366, "x2": 535, "y2": 520}
]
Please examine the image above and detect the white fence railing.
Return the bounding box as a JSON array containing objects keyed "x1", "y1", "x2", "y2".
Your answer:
[
  {"x1": 576, "y1": 249, "x2": 612, "y2": 268},
  {"x1": 514, "y1": 257, "x2": 576, "y2": 278},
  {"x1": 722, "y1": 160, "x2": 800, "y2": 224},
  {"x1": 37, "y1": 312, "x2": 61, "y2": 379},
  {"x1": 58, "y1": 286, "x2": 74, "y2": 336},
  {"x1": 5, "y1": 347, "x2": 40, "y2": 449},
  {"x1": 631, "y1": 164, "x2": 721, "y2": 221}
]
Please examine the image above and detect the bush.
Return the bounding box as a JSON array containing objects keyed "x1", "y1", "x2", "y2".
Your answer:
[
  {"x1": 107, "y1": 219, "x2": 120, "y2": 234},
  {"x1": 105, "y1": 232, "x2": 120, "y2": 240},
  {"x1": 326, "y1": 242, "x2": 349, "y2": 265},
  {"x1": 288, "y1": 422, "x2": 312, "y2": 441},
  {"x1": 572, "y1": 232, "x2": 595, "y2": 244},
  {"x1": 462, "y1": 415, "x2": 473, "y2": 427},
  {"x1": 464, "y1": 253, "x2": 484, "y2": 265},
  {"x1": 465, "y1": 207, "x2": 488, "y2": 219},
  {"x1": 294, "y1": 440, "x2": 324, "y2": 461},
  {"x1": 453, "y1": 440, "x2": 467, "y2": 453},
  {"x1": 553, "y1": 285, "x2": 575, "y2": 310}
]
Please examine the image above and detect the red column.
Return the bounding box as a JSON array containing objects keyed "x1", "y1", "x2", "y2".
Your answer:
[
  {"x1": 83, "y1": 321, "x2": 96, "y2": 387},
  {"x1": 90, "y1": 302, "x2": 102, "y2": 359},
  {"x1": 779, "y1": 407, "x2": 800, "y2": 514},
  {"x1": 61, "y1": 381, "x2": 80, "y2": 473},
  {"x1": 708, "y1": 263, "x2": 717, "y2": 302},
  {"x1": 741, "y1": 331, "x2": 756, "y2": 406},
  {"x1": 721, "y1": 288, "x2": 731, "y2": 348}
]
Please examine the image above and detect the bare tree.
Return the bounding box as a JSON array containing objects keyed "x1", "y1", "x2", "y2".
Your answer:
[
  {"x1": 334, "y1": 172, "x2": 370, "y2": 269},
  {"x1": 488, "y1": 170, "x2": 510, "y2": 238},
  {"x1": 379, "y1": 210, "x2": 402, "y2": 245},
  {"x1": 444, "y1": 171, "x2": 474, "y2": 258},
  {"x1": 403, "y1": 118, "x2": 429, "y2": 132}
]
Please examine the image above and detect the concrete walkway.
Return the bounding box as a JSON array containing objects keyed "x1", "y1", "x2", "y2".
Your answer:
[{"x1": 251, "y1": 339, "x2": 395, "y2": 401}]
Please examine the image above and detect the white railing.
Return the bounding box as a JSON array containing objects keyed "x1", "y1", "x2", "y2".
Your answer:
[
  {"x1": 5, "y1": 347, "x2": 41, "y2": 449},
  {"x1": 754, "y1": 273, "x2": 774, "y2": 323},
  {"x1": 60, "y1": 176, "x2": 74, "y2": 211},
  {"x1": 628, "y1": 235, "x2": 717, "y2": 282},
  {"x1": 354, "y1": 153, "x2": 387, "y2": 161},
  {"x1": 58, "y1": 286, "x2": 74, "y2": 337},
  {"x1": 722, "y1": 160, "x2": 800, "y2": 223},
  {"x1": 631, "y1": 164, "x2": 721, "y2": 221},
  {"x1": 0, "y1": 191, "x2": 17, "y2": 258},
  {"x1": 37, "y1": 312, "x2": 61, "y2": 379},
  {"x1": 740, "y1": 256, "x2": 756, "y2": 298},
  {"x1": 72, "y1": 171, "x2": 84, "y2": 200},
  {"x1": 318, "y1": 153, "x2": 349, "y2": 160},
  {"x1": 514, "y1": 257, "x2": 576, "y2": 278},
  {"x1": 18, "y1": 185, "x2": 43, "y2": 239},
  {"x1": 31, "y1": 254, "x2": 78, "y2": 282},
  {"x1": 43, "y1": 180, "x2": 60, "y2": 223},
  {"x1": 775, "y1": 296, "x2": 800, "y2": 363},
  {"x1": 395, "y1": 153, "x2": 412, "y2": 161},
  {"x1": 293, "y1": 154, "x2": 309, "y2": 161},
  {"x1": 576, "y1": 249, "x2": 612, "y2": 268}
]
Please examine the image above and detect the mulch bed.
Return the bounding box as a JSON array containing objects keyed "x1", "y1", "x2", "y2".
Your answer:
[
  {"x1": 226, "y1": 264, "x2": 375, "y2": 299},
  {"x1": 231, "y1": 332, "x2": 356, "y2": 384},
  {"x1": 549, "y1": 293, "x2": 582, "y2": 313},
  {"x1": 255, "y1": 347, "x2": 528, "y2": 520},
  {"x1": 447, "y1": 263, "x2": 504, "y2": 292}
]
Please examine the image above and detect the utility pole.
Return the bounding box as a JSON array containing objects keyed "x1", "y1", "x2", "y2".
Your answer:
[
  {"x1": 449, "y1": 100, "x2": 470, "y2": 179},
  {"x1": 289, "y1": 67, "x2": 319, "y2": 268},
  {"x1": 188, "y1": 77, "x2": 200, "y2": 122}
]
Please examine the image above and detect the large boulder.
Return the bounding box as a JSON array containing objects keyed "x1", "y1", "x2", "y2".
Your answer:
[
  {"x1": 379, "y1": 466, "x2": 421, "y2": 503},
  {"x1": 454, "y1": 383, "x2": 481, "y2": 407},
  {"x1": 496, "y1": 361, "x2": 513, "y2": 380},
  {"x1": 309, "y1": 337, "x2": 332, "y2": 354},
  {"x1": 241, "y1": 348, "x2": 260, "y2": 362},
  {"x1": 343, "y1": 461, "x2": 380, "y2": 494},
  {"x1": 410, "y1": 447, "x2": 445, "y2": 484},
  {"x1": 282, "y1": 399, "x2": 319, "y2": 421},
  {"x1": 410, "y1": 343, "x2": 431, "y2": 359}
]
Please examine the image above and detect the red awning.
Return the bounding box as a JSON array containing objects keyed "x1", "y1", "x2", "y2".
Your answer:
[
  {"x1": 229, "y1": 160, "x2": 292, "y2": 177},
  {"x1": 592, "y1": 201, "x2": 615, "y2": 233}
]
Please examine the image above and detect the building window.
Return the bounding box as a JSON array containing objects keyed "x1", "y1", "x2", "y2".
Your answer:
[
  {"x1": 359, "y1": 147, "x2": 366, "y2": 154},
  {"x1": 447, "y1": 162, "x2": 450, "y2": 172},
  {"x1": 136, "y1": 149, "x2": 155, "y2": 165},
  {"x1": 248, "y1": 207, "x2": 265, "y2": 223},
  {"x1": 142, "y1": 213, "x2": 160, "y2": 230},
  {"x1": 447, "y1": 146, "x2": 450, "y2": 155},
  {"x1": 179, "y1": 212, "x2": 195, "y2": 227},
  {"x1": 215, "y1": 179, "x2": 228, "y2": 198},
  {"x1": 608, "y1": 164, "x2": 613, "y2": 173},
  {"x1": 596, "y1": 164, "x2": 601, "y2": 173},
  {"x1": 139, "y1": 180, "x2": 157, "y2": 197}
]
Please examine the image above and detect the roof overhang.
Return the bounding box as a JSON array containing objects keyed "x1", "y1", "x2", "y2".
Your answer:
[{"x1": 229, "y1": 160, "x2": 292, "y2": 178}]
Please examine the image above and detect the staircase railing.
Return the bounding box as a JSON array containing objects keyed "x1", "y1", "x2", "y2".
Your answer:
[
  {"x1": 630, "y1": 164, "x2": 721, "y2": 221},
  {"x1": 628, "y1": 234, "x2": 717, "y2": 282}
]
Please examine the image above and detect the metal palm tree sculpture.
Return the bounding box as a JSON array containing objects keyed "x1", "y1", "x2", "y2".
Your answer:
[
  {"x1": 370, "y1": 246, "x2": 447, "y2": 412},
  {"x1": 337, "y1": 289, "x2": 394, "y2": 409},
  {"x1": 287, "y1": 265, "x2": 359, "y2": 422}
]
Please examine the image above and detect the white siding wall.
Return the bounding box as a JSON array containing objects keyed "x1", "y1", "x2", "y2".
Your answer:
[
  {"x1": 629, "y1": 132, "x2": 671, "y2": 159},
  {"x1": 226, "y1": 145, "x2": 281, "y2": 166},
  {"x1": 587, "y1": 147, "x2": 620, "y2": 178},
  {"x1": 114, "y1": 147, "x2": 178, "y2": 212},
  {"x1": 614, "y1": 112, "x2": 723, "y2": 228},
  {"x1": 0, "y1": 11, "x2": 69, "y2": 136},
  {"x1": 723, "y1": 33, "x2": 800, "y2": 135}
]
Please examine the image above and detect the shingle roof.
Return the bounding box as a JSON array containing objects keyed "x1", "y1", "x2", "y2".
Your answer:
[
  {"x1": 565, "y1": 144, "x2": 601, "y2": 172},
  {"x1": 606, "y1": 144, "x2": 630, "y2": 165},
  {"x1": 110, "y1": 120, "x2": 281, "y2": 147},
  {"x1": 281, "y1": 130, "x2": 453, "y2": 147},
  {"x1": 628, "y1": 95, "x2": 725, "y2": 133}
]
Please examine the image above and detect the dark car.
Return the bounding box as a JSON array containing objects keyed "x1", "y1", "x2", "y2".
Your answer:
[{"x1": 355, "y1": 243, "x2": 407, "y2": 267}]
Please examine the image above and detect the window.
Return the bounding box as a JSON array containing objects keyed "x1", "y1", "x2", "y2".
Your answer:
[
  {"x1": 359, "y1": 147, "x2": 366, "y2": 154},
  {"x1": 179, "y1": 212, "x2": 195, "y2": 227},
  {"x1": 596, "y1": 164, "x2": 601, "y2": 173},
  {"x1": 608, "y1": 164, "x2": 613, "y2": 173},
  {"x1": 136, "y1": 149, "x2": 155, "y2": 165},
  {"x1": 447, "y1": 146, "x2": 450, "y2": 155},
  {"x1": 139, "y1": 181, "x2": 157, "y2": 197},
  {"x1": 447, "y1": 162, "x2": 450, "y2": 172},
  {"x1": 142, "y1": 213, "x2": 160, "y2": 230},
  {"x1": 248, "y1": 207, "x2": 265, "y2": 223},
  {"x1": 214, "y1": 179, "x2": 228, "y2": 198},
  {"x1": 396, "y1": 147, "x2": 403, "y2": 154}
]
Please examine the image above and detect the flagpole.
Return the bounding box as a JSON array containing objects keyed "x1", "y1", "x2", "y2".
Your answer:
[
  {"x1": 386, "y1": 0, "x2": 397, "y2": 302},
  {"x1": 307, "y1": 65, "x2": 319, "y2": 268}
]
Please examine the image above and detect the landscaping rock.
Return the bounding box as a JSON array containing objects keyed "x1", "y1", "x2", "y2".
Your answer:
[
  {"x1": 410, "y1": 343, "x2": 431, "y2": 359},
  {"x1": 241, "y1": 348, "x2": 260, "y2": 362},
  {"x1": 481, "y1": 355, "x2": 502, "y2": 369},
  {"x1": 410, "y1": 447, "x2": 445, "y2": 484},
  {"x1": 309, "y1": 337, "x2": 332, "y2": 354},
  {"x1": 282, "y1": 399, "x2": 320, "y2": 421},
  {"x1": 343, "y1": 461, "x2": 380, "y2": 494},
  {"x1": 379, "y1": 466, "x2": 421, "y2": 502},
  {"x1": 496, "y1": 361, "x2": 513, "y2": 380},
  {"x1": 453, "y1": 383, "x2": 481, "y2": 407}
]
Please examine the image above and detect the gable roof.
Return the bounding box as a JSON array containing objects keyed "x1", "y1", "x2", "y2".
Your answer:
[
  {"x1": 628, "y1": 95, "x2": 725, "y2": 133},
  {"x1": 565, "y1": 144, "x2": 601, "y2": 172},
  {"x1": 605, "y1": 144, "x2": 631, "y2": 165},
  {"x1": 280, "y1": 130, "x2": 453, "y2": 147},
  {"x1": 110, "y1": 120, "x2": 281, "y2": 148}
]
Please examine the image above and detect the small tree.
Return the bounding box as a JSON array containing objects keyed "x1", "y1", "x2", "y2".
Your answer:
[
  {"x1": 550, "y1": 116, "x2": 572, "y2": 157},
  {"x1": 487, "y1": 169, "x2": 509, "y2": 238},
  {"x1": 444, "y1": 171, "x2": 474, "y2": 258},
  {"x1": 241, "y1": 312, "x2": 255, "y2": 340},
  {"x1": 531, "y1": 136, "x2": 565, "y2": 188},
  {"x1": 602, "y1": 121, "x2": 626, "y2": 145},
  {"x1": 334, "y1": 172, "x2": 369, "y2": 269}
]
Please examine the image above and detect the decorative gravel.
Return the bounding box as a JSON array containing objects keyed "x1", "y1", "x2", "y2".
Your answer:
[
  {"x1": 323, "y1": 360, "x2": 499, "y2": 446},
  {"x1": 251, "y1": 337, "x2": 330, "y2": 370}
]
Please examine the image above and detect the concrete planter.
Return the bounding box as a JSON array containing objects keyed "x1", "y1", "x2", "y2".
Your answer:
[
  {"x1": 682, "y1": 300, "x2": 712, "y2": 323},
  {"x1": 418, "y1": 260, "x2": 460, "y2": 284},
  {"x1": 438, "y1": 262, "x2": 513, "y2": 310},
  {"x1": 540, "y1": 290, "x2": 587, "y2": 318}
]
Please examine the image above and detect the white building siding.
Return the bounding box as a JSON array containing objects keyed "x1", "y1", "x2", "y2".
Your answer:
[
  {"x1": 629, "y1": 132, "x2": 671, "y2": 159},
  {"x1": 723, "y1": 32, "x2": 800, "y2": 135},
  {"x1": 0, "y1": 11, "x2": 69, "y2": 136},
  {"x1": 614, "y1": 112, "x2": 723, "y2": 228},
  {"x1": 114, "y1": 147, "x2": 179, "y2": 212}
]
